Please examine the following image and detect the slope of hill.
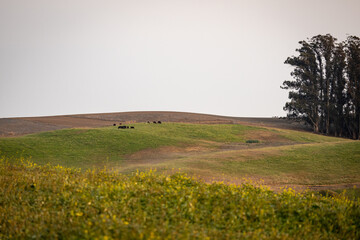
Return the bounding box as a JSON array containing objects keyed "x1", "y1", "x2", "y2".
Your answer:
[{"x1": 1, "y1": 121, "x2": 358, "y2": 191}]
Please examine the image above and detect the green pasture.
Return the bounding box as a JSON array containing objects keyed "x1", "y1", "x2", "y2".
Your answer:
[
  {"x1": 0, "y1": 123, "x2": 358, "y2": 186},
  {"x1": 165, "y1": 141, "x2": 360, "y2": 185},
  {"x1": 0, "y1": 123, "x2": 259, "y2": 167}
]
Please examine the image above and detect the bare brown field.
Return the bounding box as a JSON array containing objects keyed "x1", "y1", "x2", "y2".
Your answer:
[{"x1": 0, "y1": 111, "x2": 310, "y2": 137}]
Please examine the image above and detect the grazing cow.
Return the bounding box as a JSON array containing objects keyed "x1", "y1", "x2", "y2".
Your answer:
[
  {"x1": 153, "y1": 121, "x2": 157, "y2": 124},
  {"x1": 119, "y1": 123, "x2": 122, "y2": 125},
  {"x1": 147, "y1": 121, "x2": 150, "y2": 124},
  {"x1": 130, "y1": 126, "x2": 134, "y2": 129},
  {"x1": 118, "y1": 126, "x2": 126, "y2": 129},
  {"x1": 126, "y1": 126, "x2": 129, "y2": 129},
  {"x1": 113, "y1": 123, "x2": 116, "y2": 126},
  {"x1": 157, "y1": 121, "x2": 162, "y2": 124}
]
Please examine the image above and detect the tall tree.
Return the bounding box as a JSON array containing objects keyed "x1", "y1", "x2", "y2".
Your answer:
[
  {"x1": 309, "y1": 34, "x2": 337, "y2": 134},
  {"x1": 332, "y1": 42, "x2": 347, "y2": 137},
  {"x1": 282, "y1": 40, "x2": 320, "y2": 132},
  {"x1": 345, "y1": 36, "x2": 360, "y2": 139}
]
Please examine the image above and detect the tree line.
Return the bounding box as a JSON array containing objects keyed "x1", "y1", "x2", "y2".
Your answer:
[{"x1": 282, "y1": 34, "x2": 360, "y2": 139}]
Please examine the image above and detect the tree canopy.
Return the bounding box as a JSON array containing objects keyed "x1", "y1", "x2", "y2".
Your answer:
[{"x1": 282, "y1": 34, "x2": 360, "y2": 139}]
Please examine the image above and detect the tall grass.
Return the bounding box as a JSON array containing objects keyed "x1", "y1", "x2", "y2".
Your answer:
[{"x1": 1, "y1": 157, "x2": 359, "y2": 239}]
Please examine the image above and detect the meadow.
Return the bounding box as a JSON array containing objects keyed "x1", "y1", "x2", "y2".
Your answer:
[
  {"x1": 0, "y1": 123, "x2": 260, "y2": 167},
  {"x1": 1, "y1": 158, "x2": 359, "y2": 239},
  {"x1": 0, "y1": 123, "x2": 358, "y2": 188}
]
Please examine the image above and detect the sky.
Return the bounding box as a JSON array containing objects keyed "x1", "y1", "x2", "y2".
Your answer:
[{"x1": 1, "y1": 0, "x2": 360, "y2": 118}]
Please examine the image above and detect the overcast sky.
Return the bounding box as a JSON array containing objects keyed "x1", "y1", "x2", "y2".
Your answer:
[{"x1": 1, "y1": 0, "x2": 359, "y2": 118}]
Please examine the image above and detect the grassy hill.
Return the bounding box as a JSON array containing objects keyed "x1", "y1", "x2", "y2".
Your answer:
[
  {"x1": 1, "y1": 121, "x2": 360, "y2": 238},
  {"x1": 1, "y1": 122, "x2": 359, "y2": 188},
  {"x1": 0, "y1": 123, "x2": 259, "y2": 167},
  {"x1": 1, "y1": 159, "x2": 359, "y2": 239},
  {"x1": 0, "y1": 111, "x2": 311, "y2": 137}
]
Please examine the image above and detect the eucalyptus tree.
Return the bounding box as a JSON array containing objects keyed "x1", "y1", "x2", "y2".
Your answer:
[
  {"x1": 282, "y1": 34, "x2": 360, "y2": 138},
  {"x1": 282, "y1": 36, "x2": 334, "y2": 133},
  {"x1": 345, "y1": 35, "x2": 360, "y2": 139},
  {"x1": 331, "y1": 42, "x2": 347, "y2": 137}
]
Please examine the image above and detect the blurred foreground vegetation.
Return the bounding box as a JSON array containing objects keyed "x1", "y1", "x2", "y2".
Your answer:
[{"x1": 1, "y1": 157, "x2": 359, "y2": 239}]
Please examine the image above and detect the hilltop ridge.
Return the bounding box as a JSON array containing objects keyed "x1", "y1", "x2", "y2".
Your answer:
[{"x1": 0, "y1": 111, "x2": 310, "y2": 137}]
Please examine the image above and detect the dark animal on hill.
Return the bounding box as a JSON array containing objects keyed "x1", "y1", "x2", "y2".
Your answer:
[
  {"x1": 113, "y1": 124, "x2": 116, "y2": 126},
  {"x1": 158, "y1": 121, "x2": 162, "y2": 124},
  {"x1": 119, "y1": 123, "x2": 122, "y2": 125},
  {"x1": 153, "y1": 121, "x2": 157, "y2": 124},
  {"x1": 130, "y1": 126, "x2": 134, "y2": 129},
  {"x1": 147, "y1": 121, "x2": 150, "y2": 124}
]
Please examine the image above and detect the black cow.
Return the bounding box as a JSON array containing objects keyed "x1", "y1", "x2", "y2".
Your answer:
[
  {"x1": 157, "y1": 121, "x2": 162, "y2": 124},
  {"x1": 113, "y1": 123, "x2": 116, "y2": 126},
  {"x1": 130, "y1": 126, "x2": 134, "y2": 129},
  {"x1": 153, "y1": 121, "x2": 157, "y2": 124}
]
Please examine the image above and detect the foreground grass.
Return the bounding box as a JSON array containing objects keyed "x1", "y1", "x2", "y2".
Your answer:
[{"x1": 1, "y1": 158, "x2": 359, "y2": 239}]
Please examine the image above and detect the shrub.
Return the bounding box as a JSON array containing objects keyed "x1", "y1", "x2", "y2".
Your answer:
[{"x1": 0, "y1": 158, "x2": 359, "y2": 239}]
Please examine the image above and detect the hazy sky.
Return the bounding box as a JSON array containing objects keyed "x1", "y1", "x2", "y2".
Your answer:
[{"x1": 1, "y1": 0, "x2": 360, "y2": 118}]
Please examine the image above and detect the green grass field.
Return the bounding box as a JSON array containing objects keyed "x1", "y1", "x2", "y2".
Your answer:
[
  {"x1": 1, "y1": 159, "x2": 359, "y2": 239},
  {"x1": 0, "y1": 123, "x2": 358, "y2": 187},
  {"x1": 0, "y1": 123, "x2": 258, "y2": 167},
  {"x1": 1, "y1": 123, "x2": 360, "y2": 239},
  {"x1": 170, "y1": 141, "x2": 360, "y2": 185}
]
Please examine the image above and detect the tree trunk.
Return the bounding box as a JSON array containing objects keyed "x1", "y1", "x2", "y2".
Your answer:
[
  {"x1": 314, "y1": 124, "x2": 319, "y2": 133},
  {"x1": 358, "y1": 106, "x2": 360, "y2": 140},
  {"x1": 325, "y1": 75, "x2": 330, "y2": 135}
]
